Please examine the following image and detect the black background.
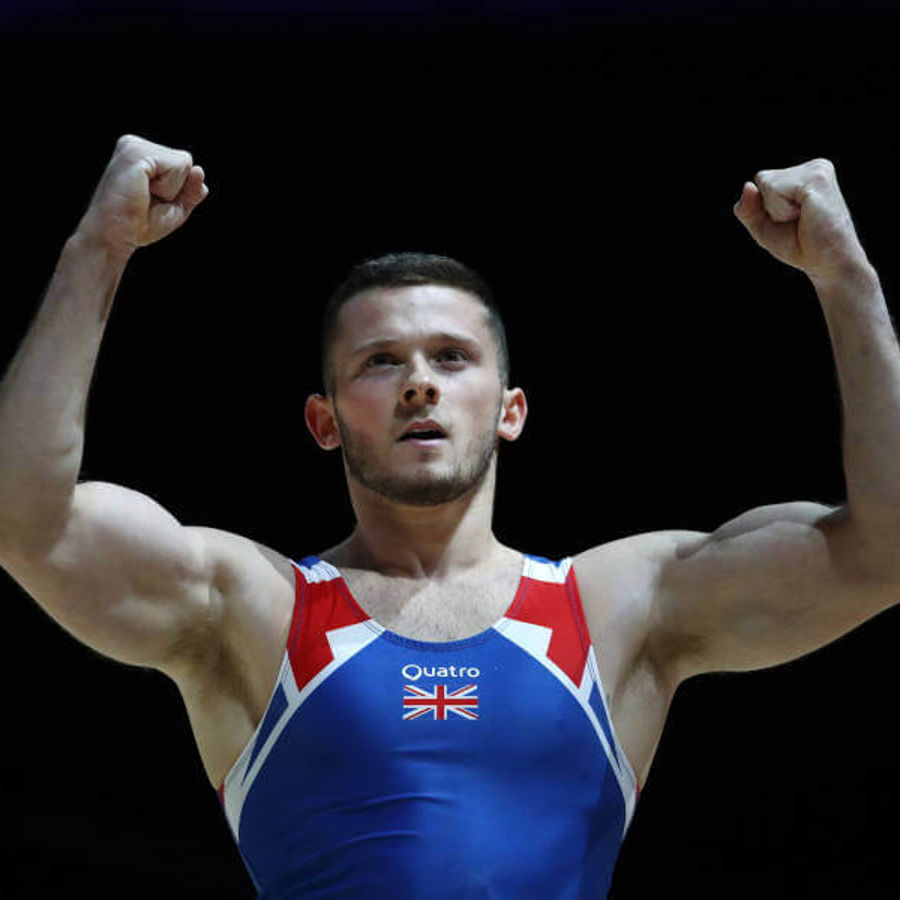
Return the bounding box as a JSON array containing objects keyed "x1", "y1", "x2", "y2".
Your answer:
[{"x1": 2, "y1": 2, "x2": 900, "y2": 897}]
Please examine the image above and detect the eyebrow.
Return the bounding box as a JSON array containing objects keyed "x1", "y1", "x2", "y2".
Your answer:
[{"x1": 349, "y1": 332, "x2": 483, "y2": 358}]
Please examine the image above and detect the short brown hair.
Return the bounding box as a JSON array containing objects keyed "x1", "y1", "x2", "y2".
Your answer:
[{"x1": 321, "y1": 252, "x2": 509, "y2": 396}]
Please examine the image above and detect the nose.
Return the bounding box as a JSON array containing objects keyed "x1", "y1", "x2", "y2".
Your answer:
[{"x1": 400, "y1": 357, "x2": 440, "y2": 407}]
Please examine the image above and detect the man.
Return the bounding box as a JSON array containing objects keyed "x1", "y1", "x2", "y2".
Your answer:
[{"x1": 0, "y1": 135, "x2": 897, "y2": 898}]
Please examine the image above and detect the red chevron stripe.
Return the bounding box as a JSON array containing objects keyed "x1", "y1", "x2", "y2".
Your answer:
[
  {"x1": 287, "y1": 565, "x2": 370, "y2": 693},
  {"x1": 506, "y1": 569, "x2": 590, "y2": 687}
]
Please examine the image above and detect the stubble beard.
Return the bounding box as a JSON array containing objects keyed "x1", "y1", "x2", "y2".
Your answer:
[{"x1": 335, "y1": 407, "x2": 501, "y2": 507}]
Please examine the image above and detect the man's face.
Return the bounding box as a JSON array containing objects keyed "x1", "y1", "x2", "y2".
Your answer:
[{"x1": 314, "y1": 284, "x2": 522, "y2": 507}]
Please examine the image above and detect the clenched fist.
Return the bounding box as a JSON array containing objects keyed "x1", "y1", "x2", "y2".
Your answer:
[
  {"x1": 76, "y1": 134, "x2": 209, "y2": 257},
  {"x1": 733, "y1": 158, "x2": 870, "y2": 285}
]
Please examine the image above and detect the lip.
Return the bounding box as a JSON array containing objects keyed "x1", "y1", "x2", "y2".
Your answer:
[{"x1": 398, "y1": 419, "x2": 448, "y2": 441}]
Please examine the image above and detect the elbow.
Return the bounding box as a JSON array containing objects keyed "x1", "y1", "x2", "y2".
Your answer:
[
  {"x1": 0, "y1": 490, "x2": 76, "y2": 562},
  {"x1": 825, "y1": 504, "x2": 900, "y2": 587}
]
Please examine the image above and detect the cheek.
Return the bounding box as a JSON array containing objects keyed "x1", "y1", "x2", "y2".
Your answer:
[
  {"x1": 337, "y1": 381, "x2": 397, "y2": 430},
  {"x1": 458, "y1": 378, "x2": 502, "y2": 417}
]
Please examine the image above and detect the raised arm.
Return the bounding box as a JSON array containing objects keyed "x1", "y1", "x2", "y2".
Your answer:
[
  {"x1": 645, "y1": 160, "x2": 900, "y2": 682},
  {"x1": 0, "y1": 135, "x2": 218, "y2": 675}
]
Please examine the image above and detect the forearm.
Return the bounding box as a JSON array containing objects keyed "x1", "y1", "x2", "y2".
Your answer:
[
  {"x1": 0, "y1": 231, "x2": 131, "y2": 551},
  {"x1": 813, "y1": 262, "x2": 900, "y2": 527}
]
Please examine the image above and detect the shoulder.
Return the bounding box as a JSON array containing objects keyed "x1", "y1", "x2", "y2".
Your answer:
[
  {"x1": 165, "y1": 528, "x2": 300, "y2": 784},
  {"x1": 571, "y1": 501, "x2": 853, "y2": 685},
  {"x1": 572, "y1": 529, "x2": 708, "y2": 602},
  {"x1": 192, "y1": 525, "x2": 296, "y2": 594},
  {"x1": 570, "y1": 530, "x2": 708, "y2": 686},
  {"x1": 178, "y1": 526, "x2": 297, "y2": 678},
  {"x1": 568, "y1": 501, "x2": 842, "y2": 610}
]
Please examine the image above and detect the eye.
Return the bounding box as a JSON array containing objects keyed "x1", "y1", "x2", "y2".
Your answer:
[
  {"x1": 435, "y1": 348, "x2": 469, "y2": 366},
  {"x1": 364, "y1": 352, "x2": 399, "y2": 369}
]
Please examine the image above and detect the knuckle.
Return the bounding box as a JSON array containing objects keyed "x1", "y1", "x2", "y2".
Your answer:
[
  {"x1": 807, "y1": 158, "x2": 834, "y2": 189},
  {"x1": 113, "y1": 134, "x2": 146, "y2": 165},
  {"x1": 115, "y1": 134, "x2": 143, "y2": 154}
]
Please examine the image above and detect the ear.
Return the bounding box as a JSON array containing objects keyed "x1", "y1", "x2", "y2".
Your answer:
[
  {"x1": 497, "y1": 387, "x2": 527, "y2": 442},
  {"x1": 305, "y1": 394, "x2": 342, "y2": 450}
]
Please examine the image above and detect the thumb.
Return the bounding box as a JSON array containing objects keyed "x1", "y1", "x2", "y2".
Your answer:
[
  {"x1": 733, "y1": 181, "x2": 767, "y2": 243},
  {"x1": 733, "y1": 181, "x2": 762, "y2": 222},
  {"x1": 732, "y1": 179, "x2": 802, "y2": 267},
  {"x1": 733, "y1": 180, "x2": 781, "y2": 242}
]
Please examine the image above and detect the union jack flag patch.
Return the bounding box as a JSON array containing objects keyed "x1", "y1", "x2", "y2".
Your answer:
[{"x1": 403, "y1": 683, "x2": 479, "y2": 720}]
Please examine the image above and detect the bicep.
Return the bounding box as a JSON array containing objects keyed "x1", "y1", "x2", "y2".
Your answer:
[
  {"x1": 0, "y1": 480, "x2": 219, "y2": 673},
  {"x1": 652, "y1": 501, "x2": 900, "y2": 680}
]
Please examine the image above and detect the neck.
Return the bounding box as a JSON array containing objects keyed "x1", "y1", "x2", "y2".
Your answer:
[{"x1": 326, "y1": 460, "x2": 506, "y2": 578}]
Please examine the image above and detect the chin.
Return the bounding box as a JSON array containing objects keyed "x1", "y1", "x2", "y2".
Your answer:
[{"x1": 386, "y1": 478, "x2": 474, "y2": 507}]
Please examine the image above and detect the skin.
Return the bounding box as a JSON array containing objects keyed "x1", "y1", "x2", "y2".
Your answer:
[
  {"x1": 322, "y1": 287, "x2": 513, "y2": 509},
  {"x1": 305, "y1": 284, "x2": 526, "y2": 567},
  {"x1": 3, "y1": 139, "x2": 900, "y2": 805}
]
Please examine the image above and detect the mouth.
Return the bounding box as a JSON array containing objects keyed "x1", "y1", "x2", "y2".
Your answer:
[{"x1": 398, "y1": 421, "x2": 447, "y2": 442}]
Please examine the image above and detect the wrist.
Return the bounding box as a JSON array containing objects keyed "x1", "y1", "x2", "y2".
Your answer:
[
  {"x1": 809, "y1": 258, "x2": 880, "y2": 299},
  {"x1": 65, "y1": 223, "x2": 135, "y2": 271}
]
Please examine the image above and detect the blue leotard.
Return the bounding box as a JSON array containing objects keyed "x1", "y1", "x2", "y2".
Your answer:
[{"x1": 219, "y1": 554, "x2": 638, "y2": 898}]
